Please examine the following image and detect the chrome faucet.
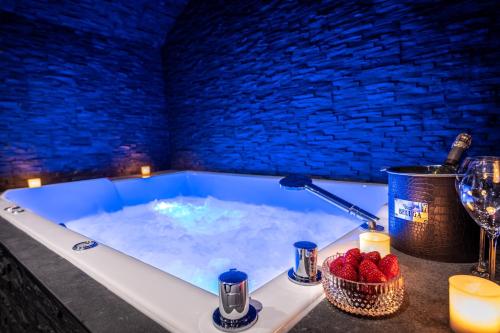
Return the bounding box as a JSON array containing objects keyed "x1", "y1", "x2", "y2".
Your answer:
[{"x1": 279, "y1": 175, "x2": 383, "y2": 231}]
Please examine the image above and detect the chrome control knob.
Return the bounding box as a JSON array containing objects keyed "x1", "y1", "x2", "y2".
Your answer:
[
  {"x1": 293, "y1": 241, "x2": 318, "y2": 280},
  {"x1": 218, "y1": 269, "x2": 249, "y2": 321}
]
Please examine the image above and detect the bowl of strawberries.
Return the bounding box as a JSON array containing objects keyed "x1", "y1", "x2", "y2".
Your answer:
[{"x1": 322, "y1": 248, "x2": 405, "y2": 317}]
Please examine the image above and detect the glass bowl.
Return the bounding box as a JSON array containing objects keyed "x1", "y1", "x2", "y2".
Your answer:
[{"x1": 322, "y1": 254, "x2": 405, "y2": 317}]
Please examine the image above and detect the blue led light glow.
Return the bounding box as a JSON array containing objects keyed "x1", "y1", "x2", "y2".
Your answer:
[{"x1": 153, "y1": 199, "x2": 244, "y2": 235}]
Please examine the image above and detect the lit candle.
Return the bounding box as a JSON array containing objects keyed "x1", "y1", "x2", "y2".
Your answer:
[
  {"x1": 449, "y1": 275, "x2": 500, "y2": 333},
  {"x1": 359, "y1": 232, "x2": 390, "y2": 257},
  {"x1": 141, "y1": 165, "x2": 151, "y2": 178},
  {"x1": 27, "y1": 178, "x2": 42, "y2": 188},
  {"x1": 494, "y1": 160, "x2": 499, "y2": 184}
]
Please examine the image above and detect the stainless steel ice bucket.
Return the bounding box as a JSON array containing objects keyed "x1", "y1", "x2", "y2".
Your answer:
[{"x1": 386, "y1": 165, "x2": 480, "y2": 262}]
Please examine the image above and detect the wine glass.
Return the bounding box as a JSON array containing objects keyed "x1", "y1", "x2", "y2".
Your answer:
[
  {"x1": 456, "y1": 157, "x2": 488, "y2": 277},
  {"x1": 457, "y1": 156, "x2": 500, "y2": 281}
]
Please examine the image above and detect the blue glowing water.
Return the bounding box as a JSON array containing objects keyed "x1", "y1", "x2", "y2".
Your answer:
[
  {"x1": 153, "y1": 200, "x2": 244, "y2": 234},
  {"x1": 66, "y1": 196, "x2": 359, "y2": 294}
]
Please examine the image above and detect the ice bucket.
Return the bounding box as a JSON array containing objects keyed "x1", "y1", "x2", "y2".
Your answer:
[{"x1": 385, "y1": 165, "x2": 480, "y2": 262}]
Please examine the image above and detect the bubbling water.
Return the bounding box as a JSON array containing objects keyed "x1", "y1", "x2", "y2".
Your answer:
[{"x1": 66, "y1": 196, "x2": 358, "y2": 294}]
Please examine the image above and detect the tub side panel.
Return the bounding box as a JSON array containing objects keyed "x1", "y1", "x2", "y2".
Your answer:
[
  {"x1": 2, "y1": 178, "x2": 123, "y2": 224},
  {"x1": 113, "y1": 173, "x2": 189, "y2": 206},
  {"x1": 186, "y1": 172, "x2": 388, "y2": 216}
]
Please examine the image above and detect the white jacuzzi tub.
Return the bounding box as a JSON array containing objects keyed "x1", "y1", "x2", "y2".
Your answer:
[{"x1": 0, "y1": 171, "x2": 388, "y2": 333}]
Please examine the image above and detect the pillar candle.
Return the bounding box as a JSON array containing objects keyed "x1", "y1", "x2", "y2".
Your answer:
[
  {"x1": 27, "y1": 178, "x2": 42, "y2": 188},
  {"x1": 449, "y1": 275, "x2": 500, "y2": 333},
  {"x1": 141, "y1": 165, "x2": 151, "y2": 178},
  {"x1": 359, "y1": 232, "x2": 390, "y2": 257}
]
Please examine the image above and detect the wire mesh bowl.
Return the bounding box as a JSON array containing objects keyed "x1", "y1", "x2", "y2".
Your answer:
[{"x1": 322, "y1": 254, "x2": 405, "y2": 317}]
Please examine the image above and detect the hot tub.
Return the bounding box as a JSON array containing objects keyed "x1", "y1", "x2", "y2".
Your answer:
[{"x1": 0, "y1": 171, "x2": 388, "y2": 332}]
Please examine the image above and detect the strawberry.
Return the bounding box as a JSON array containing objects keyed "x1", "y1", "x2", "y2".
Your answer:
[
  {"x1": 330, "y1": 255, "x2": 359, "y2": 282},
  {"x1": 337, "y1": 263, "x2": 358, "y2": 282},
  {"x1": 344, "y1": 248, "x2": 362, "y2": 267},
  {"x1": 344, "y1": 253, "x2": 360, "y2": 268},
  {"x1": 378, "y1": 254, "x2": 400, "y2": 280},
  {"x1": 345, "y1": 248, "x2": 362, "y2": 261},
  {"x1": 329, "y1": 256, "x2": 344, "y2": 275},
  {"x1": 362, "y1": 251, "x2": 381, "y2": 264},
  {"x1": 358, "y1": 259, "x2": 379, "y2": 280},
  {"x1": 365, "y1": 269, "x2": 387, "y2": 283}
]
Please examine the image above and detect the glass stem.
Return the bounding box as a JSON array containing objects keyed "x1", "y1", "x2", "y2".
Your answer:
[
  {"x1": 478, "y1": 228, "x2": 487, "y2": 270},
  {"x1": 488, "y1": 235, "x2": 497, "y2": 281}
]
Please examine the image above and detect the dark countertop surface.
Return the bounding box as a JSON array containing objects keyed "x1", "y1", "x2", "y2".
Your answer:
[{"x1": 290, "y1": 249, "x2": 480, "y2": 333}]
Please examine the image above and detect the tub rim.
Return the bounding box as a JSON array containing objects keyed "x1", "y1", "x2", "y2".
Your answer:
[{"x1": 0, "y1": 170, "x2": 389, "y2": 333}]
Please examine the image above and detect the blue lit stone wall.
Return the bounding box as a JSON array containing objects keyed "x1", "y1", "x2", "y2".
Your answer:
[
  {"x1": 163, "y1": 0, "x2": 500, "y2": 183},
  {"x1": 0, "y1": 1, "x2": 184, "y2": 190},
  {"x1": 0, "y1": 0, "x2": 187, "y2": 47}
]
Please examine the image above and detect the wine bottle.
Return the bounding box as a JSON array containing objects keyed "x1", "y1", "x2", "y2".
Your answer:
[{"x1": 434, "y1": 133, "x2": 472, "y2": 174}]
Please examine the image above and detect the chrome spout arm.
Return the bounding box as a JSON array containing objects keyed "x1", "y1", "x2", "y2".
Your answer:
[{"x1": 279, "y1": 175, "x2": 383, "y2": 231}]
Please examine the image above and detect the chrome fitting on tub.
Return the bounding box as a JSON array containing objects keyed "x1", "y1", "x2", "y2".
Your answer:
[
  {"x1": 72, "y1": 240, "x2": 98, "y2": 251},
  {"x1": 288, "y1": 241, "x2": 322, "y2": 286},
  {"x1": 279, "y1": 175, "x2": 384, "y2": 232},
  {"x1": 3, "y1": 206, "x2": 25, "y2": 214},
  {"x1": 213, "y1": 269, "x2": 258, "y2": 332},
  {"x1": 360, "y1": 220, "x2": 384, "y2": 232}
]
